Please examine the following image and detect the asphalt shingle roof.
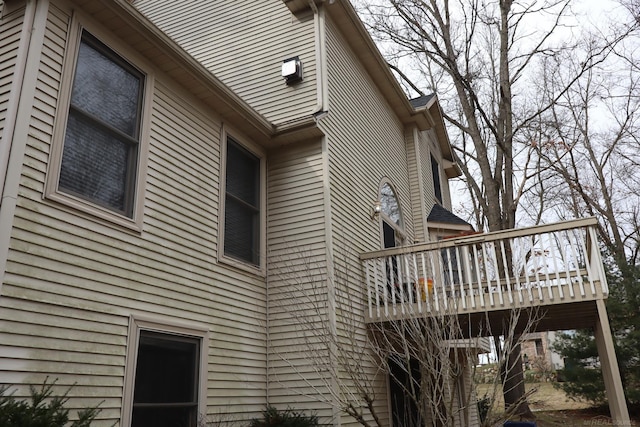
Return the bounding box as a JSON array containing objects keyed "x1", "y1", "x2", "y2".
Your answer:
[
  {"x1": 409, "y1": 94, "x2": 436, "y2": 109},
  {"x1": 427, "y1": 204, "x2": 471, "y2": 227}
]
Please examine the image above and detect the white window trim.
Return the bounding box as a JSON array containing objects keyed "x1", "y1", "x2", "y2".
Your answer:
[
  {"x1": 44, "y1": 12, "x2": 152, "y2": 232},
  {"x1": 121, "y1": 315, "x2": 209, "y2": 427},
  {"x1": 218, "y1": 124, "x2": 266, "y2": 275}
]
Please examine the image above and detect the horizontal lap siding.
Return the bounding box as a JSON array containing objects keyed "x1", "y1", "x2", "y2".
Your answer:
[
  {"x1": 133, "y1": 0, "x2": 317, "y2": 124},
  {"x1": 407, "y1": 128, "x2": 428, "y2": 242},
  {"x1": 266, "y1": 141, "x2": 335, "y2": 419},
  {"x1": 0, "y1": 4, "x2": 267, "y2": 425},
  {"x1": 0, "y1": 4, "x2": 23, "y2": 138},
  {"x1": 322, "y1": 17, "x2": 416, "y2": 427}
]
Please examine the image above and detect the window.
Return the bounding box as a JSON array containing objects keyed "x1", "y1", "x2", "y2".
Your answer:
[
  {"x1": 131, "y1": 331, "x2": 200, "y2": 427},
  {"x1": 389, "y1": 355, "x2": 422, "y2": 427},
  {"x1": 224, "y1": 137, "x2": 261, "y2": 266},
  {"x1": 431, "y1": 155, "x2": 442, "y2": 204},
  {"x1": 48, "y1": 29, "x2": 145, "y2": 221}
]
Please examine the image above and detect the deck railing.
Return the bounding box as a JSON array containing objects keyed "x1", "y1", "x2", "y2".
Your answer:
[{"x1": 360, "y1": 217, "x2": 608, "y2": 322}]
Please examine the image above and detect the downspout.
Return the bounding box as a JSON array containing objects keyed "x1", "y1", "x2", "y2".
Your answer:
[
  {"x1": 0, "y1": 0, "x2": 46, "y2": 287},
  {"x1": 0, "y1": 0, "x2": 38, "y2": 206},
  {"x1": 309, "y1": 0, "x2": 329, "y2": 117}
]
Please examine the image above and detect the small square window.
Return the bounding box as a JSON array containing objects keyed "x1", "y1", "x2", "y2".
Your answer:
[
  {"x1": 52, "y1": 30, "x2": 145, "y2": 219},
  {"x1": 132, "y1": 331, "x2": 200, "y2": 427},
  {"x1": 224, "y1": 137, "x2": 261, "y2": 266}
]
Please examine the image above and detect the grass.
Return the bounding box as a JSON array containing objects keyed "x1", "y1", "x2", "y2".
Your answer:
[{"x1": 475, "y1": 383, "x2": 639, "y2": 426}]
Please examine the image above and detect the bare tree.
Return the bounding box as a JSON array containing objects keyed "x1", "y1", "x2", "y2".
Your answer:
[
  {"x1": 533, "y1": 37, "x2": 640, "y2": 269},
  {"x1": 270, "y1": 242, "x2": 543, "y2": 427},
  {"x1": 354, "y1": 0, "x2": 635, "y2": 416}
]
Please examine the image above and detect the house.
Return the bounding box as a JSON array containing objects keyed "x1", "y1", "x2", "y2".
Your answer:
[{"x1": 0, "y1": 0, "x2": 629, "y2": 426}]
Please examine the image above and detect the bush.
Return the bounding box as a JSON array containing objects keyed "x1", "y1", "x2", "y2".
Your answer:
[
  {"x1": 0, "y1": 378, "x2": 100, "y2": 427},
  {"x1": 249, "y1": 406, "x2": 319, "y2": 427}
]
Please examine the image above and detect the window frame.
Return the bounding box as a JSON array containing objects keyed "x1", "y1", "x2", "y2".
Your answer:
[
  {"x1": 430, "y1": 154, "x2": 443, "y2": 204},
  {"x1": 45, "y1": 16, "x2": 152, "y2": 231},
  {"x1": 378, "y1": 179, "x2": 406, "y2": 249},
  {"x1": 122, "y1": 316, "x2": 208, "y2": 427},
  {"x1": 219, "y1": 126, "x2": 266, "y2": 274}
]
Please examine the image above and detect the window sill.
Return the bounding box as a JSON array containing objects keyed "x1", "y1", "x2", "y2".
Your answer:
[
  {"x1": 44, "y1": 189, "x2": 143, "y2": 233},
  {"x1": 217, "y1": 253, "x2": 266, "y2": 278}
]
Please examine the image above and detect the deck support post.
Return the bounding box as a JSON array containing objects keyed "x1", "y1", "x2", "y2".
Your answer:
[{"x1": 594, "y1": 298, "x2": 630, "y2": 425}]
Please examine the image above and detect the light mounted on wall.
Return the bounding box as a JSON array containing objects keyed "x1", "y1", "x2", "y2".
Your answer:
[
  {"x1": 370, "y1": 200, "x2": 382, "y2": 220},
  {"x1": 281, "y1": 56, "x2": 303, "y2": 85}
]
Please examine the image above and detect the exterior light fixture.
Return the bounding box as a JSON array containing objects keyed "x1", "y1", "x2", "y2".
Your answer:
[
  {"x1": 370, "y1": 201, "x2": 382, "y2": 220},
  {"x1": 281, "y1": 56, "x2": 303, "y2": 85}
]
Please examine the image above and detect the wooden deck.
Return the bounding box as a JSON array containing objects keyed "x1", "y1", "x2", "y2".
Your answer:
[{"x1": 360, "y1": 217, "x2": 608, "y2": 334}]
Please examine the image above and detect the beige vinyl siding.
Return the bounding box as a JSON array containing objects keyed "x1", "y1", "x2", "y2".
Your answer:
[
  {"x1": 0, "y1": 3, "x2": 267, "y2": 425},
  {"x1": 406, "y1": 126, "x2": 429, "y2": 243},
  {"x1": 133, "y1": 0, "x2": 318, "y2": 125},
  {"x1": 320, "y1": 16, "x2": 417, "y2": 427},
  {"x1": 0, "y1": 3, "x2": 24, "y2": 139},
  {"x1": 420, "y1": 129, "x2": 438, "y2": 239},
  {"x1": 265, "y1": 140, "x2": 335, "y2": 420}
]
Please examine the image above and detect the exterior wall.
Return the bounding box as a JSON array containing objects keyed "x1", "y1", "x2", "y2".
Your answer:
[
  {"x1": 0, "y1": 2, "x2": 269, "y2": 425},
  {"x1": 321, "y1": 14, "x2": 418, "y2": 426},
  {"x1": 266, "y1": 139, "x2": 335, "y2": 419},
  {"x1": 0, "y1": 2, "x2": 23, "y2": 138},
  {"x1": 132, "y1": 0, "x2": 318, "y2": 125}
]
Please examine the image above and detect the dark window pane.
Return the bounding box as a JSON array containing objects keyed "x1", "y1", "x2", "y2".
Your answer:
[
  {"x1": 59, "y1": 110, "x2": 131, "y2": 213},
  {"x1": 134, "y1": 332, "x2": 198, "y2": 404},
  {"x1": 224, "y1": 139, "x2": 260, "y2": 265},
  {"x1": 226, "y1": 141, "x2": 259, "y2": 207},
  {"x1": 132, "y1": 406, "x2": 196, "y2": 427},
  {"x1": 224, "y1": 197, "x2": 259, "y2": 264},
  {"x1": 71, "y1": 37, "x2": 142, "y2": 137},
  {"x1": 132, "y1": 331, "x2": 199, "y2": 427},
  {"x1": 58, "y1": 31, "x2": 143, "y2": 217},
  {"x1": 431, "y1": 155, "x2": 442, "y2": 203}
]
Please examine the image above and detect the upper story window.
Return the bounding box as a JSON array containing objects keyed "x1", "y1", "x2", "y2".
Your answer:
[
  {"x1": 223, "y1": 137, "x2": 262, "y2": 267},
  {"x1": 379, "y1": 181, "x2": 404, "y2": 249},
  {"x1": 46, "y1": 27, "x2": 150, "y2": 229},
  {"x1": 60, "y1": 32, "x2": 143, "y2": 216},
  {"x1": 431, "y1": 154, "x2": 442, "y2": 204}
]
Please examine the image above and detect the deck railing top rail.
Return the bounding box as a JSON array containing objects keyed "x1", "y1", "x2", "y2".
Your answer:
[{"x1": 360, "y1": 217, "x2": 598, "y2": 261}]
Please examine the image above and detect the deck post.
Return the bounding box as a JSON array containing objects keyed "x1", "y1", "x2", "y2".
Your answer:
[{"x1": 594, "y1": 298, "x2": 630, "y2": 425}]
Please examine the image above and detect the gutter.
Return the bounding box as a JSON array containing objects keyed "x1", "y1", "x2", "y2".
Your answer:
[{"x1": 309, "y1": 0, "x2": 329, "y2": 117}]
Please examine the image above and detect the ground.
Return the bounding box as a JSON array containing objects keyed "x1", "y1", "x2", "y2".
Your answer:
[{"x1": 476, "y1": 382, "x2": 639, "y2": 426}]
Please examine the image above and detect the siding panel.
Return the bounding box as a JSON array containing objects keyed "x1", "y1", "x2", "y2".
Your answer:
[
  {"x1": 0, "y1": 4, "x2": 268, "y2": 424},
  {"x1": 321, "y1": 17, "x2": 418, "y2": 427},
  {"x1": 133, "y1": 0, "x2": 317, "y2": 124},
  {"x1": 266, "y1": 140, "x2": 335, "y2": 420},
  {"x1": 0, "y1": 4, "x2": 24, "y2": 138}
]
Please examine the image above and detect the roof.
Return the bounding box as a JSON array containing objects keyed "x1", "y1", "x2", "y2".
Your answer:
[
  {"x1": 409, "y1": 94, "x2": 436, "y2": 109},
  {"x1": 427, "y1": 204, "x2": 471, "y2": 227}
]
